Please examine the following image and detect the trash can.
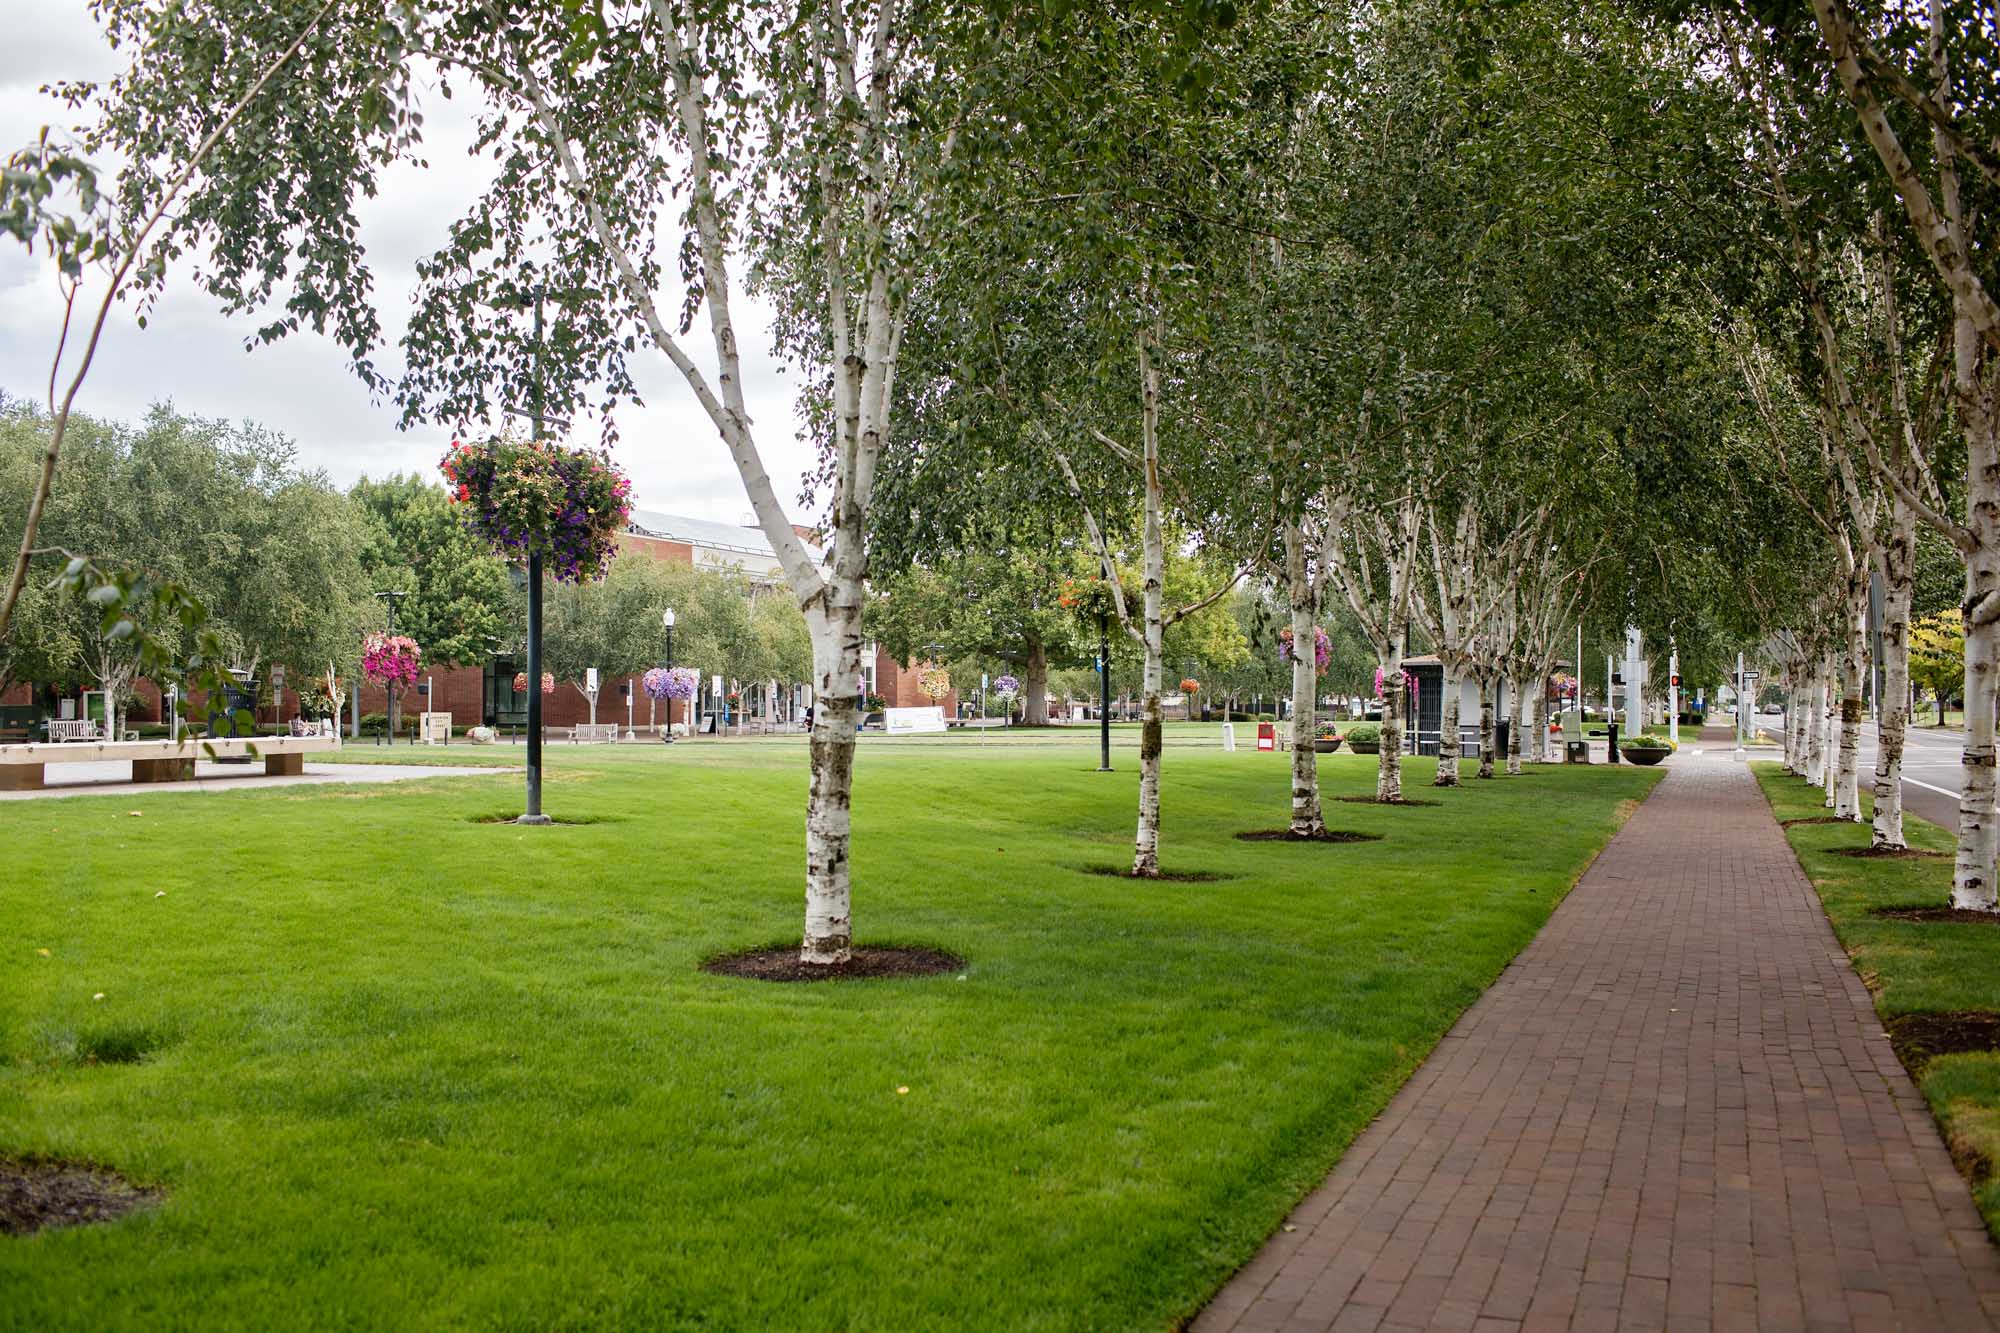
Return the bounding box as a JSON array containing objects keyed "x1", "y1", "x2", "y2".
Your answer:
[{"x1": 1607, "y1": 721, "x2": 1621, "y2": 764}]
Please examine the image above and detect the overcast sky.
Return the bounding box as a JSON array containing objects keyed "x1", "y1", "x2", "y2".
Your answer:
[{"x1": 0, "y1": 3, "x2": 815, "y2": 529}]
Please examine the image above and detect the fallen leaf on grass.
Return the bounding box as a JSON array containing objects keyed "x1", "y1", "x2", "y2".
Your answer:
[
  {"x1": 154, "y1": 891, "x2": 167, "y2": 898},
  {"x1": 36, "y1": 948, "x2": 50, "y2": 957},
  {"x1": 127, "y1": 810, "x2": 142, "y2": 817},
  {"x1": 92, "y1": 992, "x2": 105, "y2": 1001},
  {"x1": 896, "y1": 1086, "x2": 910, "y2": 1096}
]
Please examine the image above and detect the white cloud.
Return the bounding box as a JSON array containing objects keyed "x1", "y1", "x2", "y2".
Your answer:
[{"x1": 0, "y1": 1, "x2": 819, "y2": 531}]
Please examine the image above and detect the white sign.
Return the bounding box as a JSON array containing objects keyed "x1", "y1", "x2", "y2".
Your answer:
[
  {"x1": 712, "y1": 674, "x2": 724, "y2": 694},
  {"x1": 586, "y1": 667, "x2": 600, "y2": 694},
  {"x1": 420, "y1": 711, "x2": 453, "y2": 745},
  {"x1": 884, "y1": 706, "x2": 948, "y2": 734}
]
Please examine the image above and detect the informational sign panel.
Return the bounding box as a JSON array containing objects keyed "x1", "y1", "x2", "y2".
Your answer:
[{"x1": 884, "y1": 706, "x2": 948, "y2": 734}]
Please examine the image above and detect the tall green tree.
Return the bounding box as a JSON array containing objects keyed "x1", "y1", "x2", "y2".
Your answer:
[{"x1": 352, "y1": 475, "x2": 511, "y2": 667}]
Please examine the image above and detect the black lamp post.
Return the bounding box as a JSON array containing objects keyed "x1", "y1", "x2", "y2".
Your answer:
[
  {"x1": 661, "y1": 607, "x2": 677, "y2": 743},
  {"x1": 522, "y1": 293, "x2": 552, "y2": 819},
  {"x1": 374, "y1": 589, "x2": 407, "y2": 745},
  {"x1": 483, "y1": 282, "x2": 581, "y2": 824}
]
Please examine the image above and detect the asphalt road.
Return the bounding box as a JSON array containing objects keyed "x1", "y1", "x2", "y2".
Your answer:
[{"x1": 1761, "y1": 709, "x2": 1969, "y2": 831}]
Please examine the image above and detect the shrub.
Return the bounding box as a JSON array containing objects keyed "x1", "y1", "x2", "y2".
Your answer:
[
  {"x1": 1345, "y1": 722, "x2": 1382, "y2": 745},
  {"x1": 1621, "y1": 735, "x2": 1673, "y2": 751}
]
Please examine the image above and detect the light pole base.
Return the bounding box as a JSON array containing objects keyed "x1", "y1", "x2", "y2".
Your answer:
[{"x1": 513, "y1": 814, "x2": 554, "y2": 826}]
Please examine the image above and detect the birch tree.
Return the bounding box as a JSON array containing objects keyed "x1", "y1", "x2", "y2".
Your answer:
[
  {"x1": 1801, "y1": 0, "x2": 2000, "y2": 903},
  {"x1": 72, "y1": 0, "x2": 1030, "y2": 962}
]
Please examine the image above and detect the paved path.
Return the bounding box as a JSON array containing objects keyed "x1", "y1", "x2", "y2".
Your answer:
[
  {"x1": 0, "y1": 760, "x2": 505, "y2": 801},
  {"x1": 1195, "y1": 752, "x2": 2000, "y2": 1331}
]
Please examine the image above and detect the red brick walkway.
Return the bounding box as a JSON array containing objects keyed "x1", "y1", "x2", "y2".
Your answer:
[{"x1": 1194, "y1": 754, "x2": 2000, "y2": 1331}]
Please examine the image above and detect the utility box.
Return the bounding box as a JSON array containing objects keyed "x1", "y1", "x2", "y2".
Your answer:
[{"x1": 1256, "y1": 722, "x2": 1276, "y2": 752}]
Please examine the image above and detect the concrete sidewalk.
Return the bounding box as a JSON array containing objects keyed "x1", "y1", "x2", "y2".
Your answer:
[{"x1": 1194, "y1": 752, "x2": 2000, "y2": 1331}]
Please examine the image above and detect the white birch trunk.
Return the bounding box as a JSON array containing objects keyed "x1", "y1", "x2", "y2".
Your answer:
[
  {"x1": 1836, "y1": 586, "x2": 1866, "y2": 821},
  {"x1": 1506, "y1": 674, "x2": 1525, "y2": 775},
  {"x1": 1873, "y1": 508, "x2": 1914, "y2": 848},
  {"x1": 1800, "y1": 676, "x2": 1816, "y2": 768},
  {"x1": 1956, "y1": 337, "x2": 2000, "y2": 909},
  {"x1": 1823, "y1": 661, "x2": 1839, "y2": 807},
  {"x1": 1434, "y1": 664, "x2": 1462, "y2": 787},
  {"x1": 1816, "y1": 668, "x2": 1832, "y2": 784},
  {"x1": 1135, "y1": 611, "x2": 1164, "y2": 877},
  {"x1": 1959, "y1": 605, "x2": 2000, "y2": 909},
  {"x1": 1378, "y1": 647, "x2": 1407, "y2": 803},
  {"x1": 1133, "y1": 333, "x2": 1168, "y2": 878},
  {"x1": 802, "y1": 606, "x2": 864, "y2": 963},
  {"x1": 1284, "y1": 523, "x2": 1323, "y2": 837}
]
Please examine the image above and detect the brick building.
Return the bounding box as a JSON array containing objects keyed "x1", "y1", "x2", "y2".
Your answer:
[{"x1": 5, "y1": 509, "x2": 956, "y2": 734}]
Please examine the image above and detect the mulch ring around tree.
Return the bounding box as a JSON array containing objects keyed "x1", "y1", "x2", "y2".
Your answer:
[
  {"x1": 470, "y1": 813, "x2": 623, "y2": 826},
  {"x1": 1781, "y1": 815, "x2": 1859, "y2": 827},
  {"x1": 1330, "y1": 795, "x2": 1442, "y2": 807},
  {"x1": 701, "y1": 945, "x2": 965, "y2": 982},
  {"x1": 1835, "y1": 846, "x2": 1948, "y2": 860},
  {"x1": 2, "y1": 1158, "x2": 162, "y2": 1237},
  {"x1": 1234, "y1": 829, "x2": 1383, "y2": 844},
  {"x1": 1872, "y1": 906, "x2": 2000, "y2": 926},
  {"x1": 1079, "y1": 866, "x2": 1236, "y2": 883},
  {"x1": 1883, "y1": 1011, "x2": 2000, "y2": 1078}
]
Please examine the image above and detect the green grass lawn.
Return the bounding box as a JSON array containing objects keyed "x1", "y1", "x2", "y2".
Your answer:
[
  {"x1": 4, "y1": 744, "x2": 1656, "y2": 1329},
  {"x1": 1753, "y1": 764, "x2": 2000, "y2": 1240}
]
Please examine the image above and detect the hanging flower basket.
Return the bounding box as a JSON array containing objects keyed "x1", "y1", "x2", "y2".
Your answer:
[
  {"x1": 643, "y1": 666, "x2": 699, "y2": 701},
  {"x1": 991, "y1": 674, "x2": 1021, "y2": 698},
  {"x1": 441, "y1": 435, "x2": 633, "y2": 584},
  {"x1": 918, "y1": 667, "x2": 952, "y2": 702},
  {"x1": 1278, "y1": 625, "x2": 1333, "y2": 674},
  {"x1": 513, "y1": 671, "x2": 556, "y2": 695},
  {"x1": 1179, "y1": 677, "x2": 1202, "y2": 695},
  {"x1": 361, "y1": 633, "x2": 420, "y2": 688}
]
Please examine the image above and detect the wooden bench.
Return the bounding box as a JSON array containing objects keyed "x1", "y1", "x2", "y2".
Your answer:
[
  {"x1": 571, "y1": 723, "x2": 619, "y2": 744},
  {"x1": 0, "y1": 735, "x2": 340, "y2": 791},
  {"x1": 47, "y1": 719, "x2": 105, "y2": 743}
]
